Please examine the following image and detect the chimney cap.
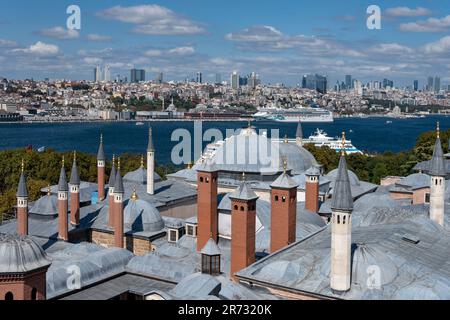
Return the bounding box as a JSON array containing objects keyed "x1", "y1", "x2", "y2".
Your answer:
[
  {"x1": 230, "y1": 181, "x2": 258, "y2": 201},
  {"x1": 201, "y1": 238, "x2": 221, "y2": 256}
]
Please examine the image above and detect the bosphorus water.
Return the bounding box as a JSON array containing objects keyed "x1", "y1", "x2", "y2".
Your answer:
[{"x1": 0, "y1": 116, "x2": 448, "y2": 165}]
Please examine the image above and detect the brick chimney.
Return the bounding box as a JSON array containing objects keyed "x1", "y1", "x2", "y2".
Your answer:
[
  {"x1": 58, "y1": 157, "x2": 69, "y2": 241},
  {"x1": 69, "y1": 151, "x2": 80, "y2": 227},
  {"x1": 97, "y1": 134, "x2": 106, "y2": 201},
  {"x1": 230, "y1": 177, "x2": 258, "y2": 281},
  {"x1": 16, "y1": 159, "x2": 28, "y2": 236},
  {"x1": 108, "y1": 155, "x2": 116, "y2": 229},
  {"x1": 196, "y1": 160, "x2": 218, "y2": 252},
  {"x1": 114, "y1": 158, "x2": 125, "y2": 248},
  {"x1": 305, "y1": 166, "x2": 320, "y2": 213},
  {"x1": 270, "y1": 162, "x2": 299, "y2": 253}
]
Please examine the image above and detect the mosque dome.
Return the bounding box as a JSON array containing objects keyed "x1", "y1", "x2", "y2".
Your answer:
[
  {"x1": 198, "y1": 128, "x2": 317, "y2": 175},
  {"x1": 326, "y1": 168, "x2": 361, "y2": 186},
  {"x1": 29, "y1": 194, "x2": 58, "y2": 217},
  {"x1": 123, "y1": 167, "x2": 162, "y2": 185},
  {"x1": 0, "y1": 234, "x2": 51, "y2": 273},
  {"x1": 124, "y1": 194, "x2": 165, "y2": 232}
]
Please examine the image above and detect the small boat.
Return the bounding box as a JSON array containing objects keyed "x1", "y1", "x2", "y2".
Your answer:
[
  {"x1": 386, "y1": 120, "x2": 393, "y2": 124},
  {"x1": 136, "y1": 122, "x2": 145, "y2": 126},
  {"x1": 37, "y1": 146, "x2": 46, "y2": 153}
]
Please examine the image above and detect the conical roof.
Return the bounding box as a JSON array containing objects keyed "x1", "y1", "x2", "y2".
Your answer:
[
  {"x1": 114, "y1": 169, "x2": 124, "y2": 194},
  {"x1": 97, "y1": 135, "x2": 105, "y2": 161},
  {"x1": 58, "y1": 165, "x2": 68, "y2": 192},
  {"x1": 230, "y1": 181, "x2": 258, "y2": 201},
  {"x1": 201, "y1": 238, "x2": 221, "y2": 256},
  {"x1": 271, "y1": 172, "x2": 299, "y2": 189},
  {"x1": 147, "y1": 127, "x2": 155, "y2": 152},
  {"x1": 296, "y1": 119, "x2": 303, "y2": 139},
  {"x1": 17, "y1": 171, "x2": 28, "y2": 198},
  {"x1": 331, "y1": 155, "x2": 353, "y2": 211},
  {"x1": 430, "y1": 137, "x2": 446, "y2": 177},
  {"x1": 69, "y1": 156, "x2": 80, "y2": 185},
  {"x1": 109, "y1": 162, "x2": 116, "y2": 188}
]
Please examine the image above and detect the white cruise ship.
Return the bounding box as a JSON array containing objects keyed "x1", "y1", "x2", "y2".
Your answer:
[
  {"x1": 254, "y1": 107, "x2": 333, "y2": 123},
  {"x1": 303, "y1": 129, "x2": 362, "y2": 154}
]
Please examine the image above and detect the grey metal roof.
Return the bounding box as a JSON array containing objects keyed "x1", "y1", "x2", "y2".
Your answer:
[
  {"x1": 114, "y1": 170, "x2": 124, "y2": 194},
  {"x1": 97, "y1": 136, "x2": 106, "y2": 161},
  {"x1": 331, "y1": 155, "x2": 353, "y2": 211},
  {"x1": 270, "y1": 172, "x2": 299, "y2": 190},
  {"x1": 201, "y1": 238, "x2": 221, "y2": 256},
  {"x1": 69, "y1": 158, "x2": 80, "y2": 185},
  {"x1": 147, "y1": 127, "x2": 155, "y2": 152},
  {"x1": 196, "y1": 158, "x2": 217, "y2": 173},
  {"x1": 393, "y1": 173, "x2": 430, "y2": 190},
  {"x1": 296, "y1": 120, "x2": 303, "y2": 139},
  {"x1": 430, "y1": 137, "x2": 446, "y2": 177},
  {"x1": 124, "y1": 198, "x2": 165, "y2": 232},
  {"x1": 58, "y1": 166, "x2": 68, "y2": 192},
  {"x1": 236, "y1": 208, "x2": 450, "y2": 300},
  {"x1": 109, "y1": 164, "x2": 116, "y2": 189},
  {"x1": 17, "y1": 171, "x2": 28, "y2": 198},
  {"x1": 29, "y1": 194, "x2": 58, "y2": 217},
  {"x1": 229, "y1": 182, "x2": 258, "y2": 201},
  {"x1": 170, "y1": 273, "x2": 221, "y2": 298},
  {"x1": 305, "y1": 166, "x2": 321, "y2": 176},
  {"x1": 123, "y1": 167, "x2": 162, "y2": 185},
  {"x1": 0, "y1": 233, "x2": 51, "y2": 274},
  {"x1": 326, "y1": 167, "x2": 377, "y2": 200}
]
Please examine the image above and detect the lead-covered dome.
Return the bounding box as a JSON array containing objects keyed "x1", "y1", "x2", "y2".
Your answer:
[
  {"x1": 0, "y1": 234, "x2": 51, "y2": 273},
  {"x1": 123, "y1": 167, "x2": 162, "y2": 185},
  {"x1": 29, "y1": 194, "x2": 58, "y2": 217},
  {"x1": 124, "y1": 197, "x2": 165, "y2": 232}
]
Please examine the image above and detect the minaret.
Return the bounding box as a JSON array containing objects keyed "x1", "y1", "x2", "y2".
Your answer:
[
  {"x1": 114, "y1": 158, "x2": 125, "y2": 248},
  {"x1": 196, "y1": 159, "x2": 219, "y2": 252},
  {"x1": 69, "y1": 151, "x2": 80, "y2": 227},
  {"x1": 429, "y1": 122, "x2": 446, "y2": 226},
  {"x1": 296, "y1": 118, "x2": 303, "y2": 147},
  {"x1": 330, "y1": 132, "x2": 353, "y2": 293},
  {"x1": 108, "y1": 155, "x2": 116, "y2": 229},
  {"x1": 270, "y1": 160, "x2": 298, "y2": 253},
  {"x1": 58, "y1": 156, "x2": 69, "y2": 241},
  {"x1": 230, "y1": 174, "x2": 259, "y2": 281},
  {"x1": 147, "y1": 127, "x2": 155, "y2": 195},
  {"x1": 16, "y1": 159, "x2": 28, "y2": 236},
  {"x1": 97, "y1": 134, "x2": 106, "y2": 201}
]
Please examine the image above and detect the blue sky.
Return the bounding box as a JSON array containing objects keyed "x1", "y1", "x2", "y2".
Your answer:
[{"x1": 1, "y1": 0, "x2": 450, "y2": 86}]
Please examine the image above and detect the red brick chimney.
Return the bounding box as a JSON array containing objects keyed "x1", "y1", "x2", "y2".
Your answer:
[
  {"x1": 270, "y1": 166, "x2": 298, "y2": 253},
  {"x1": 196, "y1": 161, "x2": 218, "y2": 252},
  {"x1": 97, "y1": 135, "x2": 106, "y2": 201},
  {"x1": 108, "y1": 155, "x2": 116, "y2": 229},
  {"x1": 230, "y1": 178, "x2": 258, "y2": 281},
  {"x1": 16, "y1": 159, "x2": 28, "y2": 236},
  {"x1": 58, "y1": 157, "x2": 69, "y2": 241},
  {"x1": 69, "y1": 152, "x2": 80, "y2": 227},
  {"x1": 114, "y1": 159, "x2": 124, "y2": 248},
  {"x1": 305, "y1": 166, "x2": 320, "y2": 213}
]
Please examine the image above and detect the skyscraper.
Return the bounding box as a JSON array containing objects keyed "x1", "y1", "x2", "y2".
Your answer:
[
  {"x1": 434, "y1": 76, "x2": 441, "y2": 93},
  {"x1": 104, "y1": 65, "x2": 111, "y2": 82},
  {"x1": 155, "y1": 72, "x2": 163, "y2": 84},
  {"x1": 413, "y1": 80, "x2": 419, "y2": 91},
  {"x1": 428, "y1": 76, "x2": 434, "y2": 92},
  {"x1": 345, "y1": 75, "x2": 352, "y2": 89},
  {"x1": 302, "y1": 74, "x2": 327, "y2": 94},
  {"x1": 231, "y1": 71, "x2": 239, "y2": 90},
  {"x1": 215, "y1": 73, "x2": 222, "y2": 84},
  {"x1": 131, "y1": 69, "x2": 145, "y2": 83},
  {"x1": 94, "y1": 66, "x2": 102, "y2": 82},
  {"x1": 196, "y1": 72, "x2": 202, "y2": 84}
]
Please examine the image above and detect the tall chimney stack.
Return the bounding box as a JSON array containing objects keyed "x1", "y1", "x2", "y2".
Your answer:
[
  {"x1": 147, "y1": 128, "x2": 155, "y2": 195},
  {"x1": 305, "y1": 166, "x2": 320, "y2": 213},
  {"x1": 16, "y1": 159, "x2": 29, "y2": 236},
  {"x1": 196, "y1": 160, "x2": 218, "y2": 252},
  {"x1": 108, "y1": 155, "x2": 116, "y2": 229},
  {"x1": 230, "y1": 174, "x2": 258, "y2": 281},
  {"x1": 58, "y1": 156, "x2": 69, "y2": 241},
  {"x1": 97, "y1": 134, "x2": 106, "y2": 201},
  {"x1": 270, "y1": 160, "x2": 298, "y2": 253},
  {"x1": 429, "y1": 122, "x2": 446, "y2": 226},
  {"x1": 69, "y1": 151, "x2": 80, "y2": 226},
  {"x1": 330, "y1": 132, "x2": 353, "y2": 293},
  {"x1": 114, "y1": 158, "x2": 125, "y2": 248}
]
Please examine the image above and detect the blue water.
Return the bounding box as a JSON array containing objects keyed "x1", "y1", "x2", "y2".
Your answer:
[{"x1": 0, "y1": 116, "x2": 447, "y2": 165}]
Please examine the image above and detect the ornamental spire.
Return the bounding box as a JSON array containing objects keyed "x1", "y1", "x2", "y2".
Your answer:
[{"x1": 341, "y1": 131, "x2": 346, "y2": 156}]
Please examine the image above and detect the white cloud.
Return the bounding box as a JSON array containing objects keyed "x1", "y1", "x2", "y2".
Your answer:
[
  {"x1": 168, "y1": 46, "x2": 195, "y2": 55},
  {"x1": 12, "y1": 41, "x2": 59, "y2": 56},
  {"x1": 86, "y1": 34, "x2": 112, "y2": 42},
  {"x1": 145, "y1": 49, "x2": 163, "y2": 57},
  {"x1": 97, "y1": 5, "x2": 205, "y2": 35},
  {"x1": 226, "y1": 25, "x2": 284, "y2": 42},
  {"x1": 0, "y1": 39, "x2": 18, "y2": 47},
  {"x1": 39, "y1": 26, "x2": 79, "y2": 39},
  {"x1": 83, "y1": 57, "x2": 103, "y2": 65},
  {"x1": 399, "y1": 15, "x2": 450, "y2": 32},
  {"x1": 370, "y1": 43, "x2": 414, "y2": 55},
  {"x1": 424, "y1": 36, "x2": 450, "y2": 54},
  {"x1": 385, "y1": 7, "x2": 431, "y2": 18}
]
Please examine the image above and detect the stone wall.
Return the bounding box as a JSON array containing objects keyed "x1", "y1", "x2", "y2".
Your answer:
[{"x1": 90, "y1": 230, "x2": 157, "y2": 256}]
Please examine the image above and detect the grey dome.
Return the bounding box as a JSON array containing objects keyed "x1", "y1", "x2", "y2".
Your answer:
[
  {"x1": 29, "y1": 194, "x2": 58, "y2": 217},
  {"x1": 396, "y1": 173, "x2": 430, "y2": 188},
  {"x1": 123, "y1": 167, "x2": 162, "y2": 185},
  {"x1": 0, "y1": 233, "x2": 51, "y2": 274},
  {"x1": 278, "y1": 143, "x2": 317, "y2": 175},
  {"x1": 124, "y1": 198, "x2": 165, "y2": 232},
  {"x1": 326, "y1": 167, "x2": 360, "y2": 187}
]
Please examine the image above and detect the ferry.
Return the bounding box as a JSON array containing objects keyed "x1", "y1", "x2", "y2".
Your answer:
[
  {"x1": 135, "y1": 122, "x2": 145, "y2": 126},
  {"x1": 253, "y1": 107, "x2": 333, "y2": 123},
  {"x1": 303, "y1": 129, "x2": 362, "y2": 154}
]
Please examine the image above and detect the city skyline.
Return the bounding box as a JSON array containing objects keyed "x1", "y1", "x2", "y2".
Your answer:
[{"x1": 1, "y1": 1, "x2": 450, "y2": 86}]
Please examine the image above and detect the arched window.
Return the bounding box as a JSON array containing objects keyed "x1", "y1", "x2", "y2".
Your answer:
[
  {"x1": 5, "y1": 292, "x2": 13, "y2": 301},
  {"x1": 234, "y1": 205, "x2": 238, "y2": 210},
  {"x1": 337, "y1": 215, "x2": 340, "y2": 224},
  {"x1": 205, "y1": 177, "x2": 210, "y2": 183},
  {"x1": 282, "y1": 196, "x2": 286, "y2": 203},
  {"x1": 343, "y1": 216, "x2": 346, "y2": 225},
  {"x1": 31, "y1": 288, "x2": 37, "y2": 300},
  {"x1": 200, "y1": 177, "x2": 204, "y2": 183},
  {"x1": 274, "y1": 195, "x2": 279, "y2": 202},
  {"x1": 240, "y1": 206, "x2": 244, "y2": 211}
]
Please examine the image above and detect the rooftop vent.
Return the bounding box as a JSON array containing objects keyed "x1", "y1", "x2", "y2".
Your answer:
[{"x1": 401, "y1": 234, "x2": 420, "y2": 244}]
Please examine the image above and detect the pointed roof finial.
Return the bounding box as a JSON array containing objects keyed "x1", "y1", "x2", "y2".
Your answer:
[
  {"x1": 47, "y1": 184, "x2": 52, "y2": 196},
  {"x1": 284, "y1": 134, "x2": 289, "y2": 144},
  {"x1": 131, "y1": 186, "x2": 138, "y2": 200},
  {"x1": 117, "y1": 157, "x2": 121, "y2": 171},
  {"x1": 242, "y1": 172, "x2": 246, "y2": 182},
  {"x1": 112, "y1": 154, "x2": 116, "y2": 166},
  {"x1": 141, "y1": 155, "x2": 144, "y2": 168},
  {"x1": 341, "y1": 131, "x2": 346, "y2": 156},
  {"x1": 62, "y1": 155, "x2": 65, "y2": 167},
  {"x1": 437, "y1": 121, "x2": 440, "y2": 139},
  {"x1": 283, "y1": 157, "x2": 288, "y2": 173},
  {"x1": 21, "y1": 158, "x2": 24, "y2": 173}
]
